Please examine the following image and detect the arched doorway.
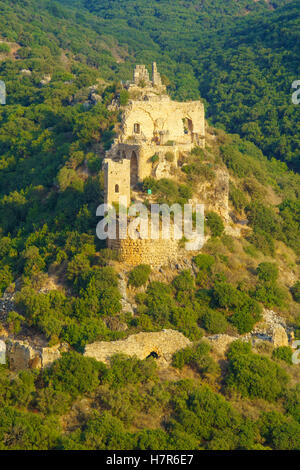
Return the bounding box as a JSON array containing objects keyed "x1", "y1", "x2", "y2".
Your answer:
[{"x1": 130, "y1": 151, "x2": 138, "y2": 187}]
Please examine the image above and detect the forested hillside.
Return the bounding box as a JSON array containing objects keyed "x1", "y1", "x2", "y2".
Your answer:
[
  {"x1": 0, "y1": 0, "x2": 299, "y2": 451},
  {"x1": 59, "y1": 0, "x2": 300, "y2": 169}
]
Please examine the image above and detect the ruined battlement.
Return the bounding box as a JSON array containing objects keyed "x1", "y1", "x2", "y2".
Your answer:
[{"x1": 129, "y1": 62, "x2": 167, "y2": 95}]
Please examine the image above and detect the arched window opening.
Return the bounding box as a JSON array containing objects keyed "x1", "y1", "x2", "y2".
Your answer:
[{"x1": 115, "y1": 184, "x2": 119, "y2": 193}]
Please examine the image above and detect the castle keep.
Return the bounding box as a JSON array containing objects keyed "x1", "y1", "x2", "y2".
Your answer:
[{"x1": 103, "y1": 63, "x2": 209, "y2": 266}]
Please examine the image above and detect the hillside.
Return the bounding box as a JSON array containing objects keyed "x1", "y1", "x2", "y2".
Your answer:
[
  {"x1": 58, "y1": 0, "x2": 300, "y2": 170},
  {"x1": 0, "y1": 0, "x2": 299, "y2": 451}
]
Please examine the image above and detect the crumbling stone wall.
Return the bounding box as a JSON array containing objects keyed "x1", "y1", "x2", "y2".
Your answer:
[
  {"x1": 3, "y1": 338, "x2": 67, "y2": 371},
  {"x1": 108, "y1": 236, "x2": 180, "y2": 267},
  {"x1": 84, "y1": 329, "x2": 191, "y2": 367}
]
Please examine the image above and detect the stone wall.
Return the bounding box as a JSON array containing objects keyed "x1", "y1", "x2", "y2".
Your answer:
[
  {"x1": 3, "y1": 338, "x2": 68, "y2": 371},
  {"x1": 122, "y1": 99, "x2": 205, "y2": 146},
  {"x1": 84, "y1": 329, "x2": 191, "y2": 367},
  {"x1": 108, "y1": 236, "x2": 180, "y2": 267}
]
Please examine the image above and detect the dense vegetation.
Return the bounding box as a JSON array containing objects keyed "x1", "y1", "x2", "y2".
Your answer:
[
  {"x1": 58, "y1": 0, "x2": 300, "y2": 170},
  {"x1": 0, "y1": 0, "x2": 299, "y2": 451}
]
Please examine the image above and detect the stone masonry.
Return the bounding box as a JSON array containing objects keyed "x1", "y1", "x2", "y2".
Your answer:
[{"x1": 84, "y1": 329, "x2": 191, "y2": 367}]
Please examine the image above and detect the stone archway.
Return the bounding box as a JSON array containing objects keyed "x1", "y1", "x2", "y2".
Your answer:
[{"x1": 130, "y1": 151, "x2": 138, "y2": 186}]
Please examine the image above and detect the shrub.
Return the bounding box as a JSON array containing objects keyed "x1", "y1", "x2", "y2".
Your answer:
[
  {"x1": 105, "y1": 354, "x2": 157, "y2": 387},
  {"x1": 0, "y1": 265, "x2": 13, "y2": 296},
  {"x1": 191, "y1": 146, "x2": 204, "y2": 157},
  {"x1": 206, "y1": 212, "x2": 224, "y2": 237},
  {"x1": 257, "y1": 262, "x2": 278, "y2": 283},
  {"x1": 291, "y1": 281, "x2": 300, "y2": 303},
  {"x1": 226, "y1": 341, "x2": 289, "y2": 401},
  {"x1": 142, "y1": 282, "x2": 177, "y2": 325},
  {"x1": 119, "y1": 89, "x2": 129, "y2": 106},
  {"x1": 202, "y1": 309, "x2": 228, "y2": 334},
  {"x1": 128, "y1": 264, "x2": 151, "y2": 288},
  {"x1": 272, "y1": 346, "x2": 293, "y2": 365},
  {"x1": 247, "y1": 230, "x2": 275, "y2": 256},
  {"x1": 213, "y1": 281, "x2": 262, "y2": 333},
  {"x1": 172, "y1": 342, "x2": 218, "y2": 375},
  {"x1": 172, "y1": 270, "x2": 194, "y2": 293},
  {"x1": 253, "y1": 282, "x2": 287, "y2": 309},
  {"x1": 193, "y1": 253, "x2": 215, "y2": 271},
  {"x1": 44, "y1": 352, "x2": 104, "y2": 398},
  {"x1": 258, "y1": 411, "x2": 300, "y2": 450},
  {"x1": 0, "y1": 43, "x2": 10, "y2": 54},
  {"x1": 229, "y1": 182, "x2": 247, "y2": 213}
]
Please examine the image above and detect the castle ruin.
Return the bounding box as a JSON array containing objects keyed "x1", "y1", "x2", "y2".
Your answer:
[
  {"x1": 104, "y1": 63, "x2": 205, "y2": 206},
  {"x1": 103, "y1": 63, "x2": 208, "y2": 266}
]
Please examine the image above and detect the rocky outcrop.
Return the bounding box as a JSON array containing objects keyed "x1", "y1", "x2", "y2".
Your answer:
[
  {"x1": 84, "y1": 329, "x2": 191, "y2": 367},
  {"x1": 250, "y1": 309, "x2": 290, "y2": 347}
]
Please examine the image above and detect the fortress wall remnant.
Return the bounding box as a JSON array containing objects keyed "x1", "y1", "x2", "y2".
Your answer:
[
  {"x1": 107, "y1": 236, "x2": 180, "y2": 267},
  {"x1": 122, "y1": 100, "x2": 205, "y2": 147},
  {"x1": 84, "y1": 329, "x2": 191, "y2": 367}
]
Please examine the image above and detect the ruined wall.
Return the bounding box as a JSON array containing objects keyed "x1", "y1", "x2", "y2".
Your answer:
[
  {"x1": 122, "y1": 99, "x2": 205, "y2": 146},
  {"x1": 3, "y1": 338, "x2": 67, "y2": 371},
  {"x1": 84, "y1": 329, "x2": 191, "y2": 367},
  {"x1": 108, "y1": 236, "x2": 180, "y2": 267}
]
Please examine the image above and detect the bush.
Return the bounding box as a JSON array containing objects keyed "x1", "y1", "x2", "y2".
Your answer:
[
  {"x1": 119, "y1": 89, "x2": 129, "y2": 106},
  {"x1": 226, "y1": 341, "x2": 289, "y2": 401},
  {"x1": 202, "y1": 309, "x2": 228, "y2": 334},
  {"x1": 253, "y1": 282, "x2": 287, "y2": 309},
  {"x1": 213, "y1": 281, "x2": 262, "y2": 333},
  {"x1": 0, "y1": 43, "x2": 10, "y2": 54},
  {"x1": 128, "y1": 264, "x2": 151, "y2": 288},
  {"x1": 229, "y1": 182, "x2": 247, "y2": 213},
  {"x1": 44, "y1": 352, "x2": 105, "y2": 398},
  {"x1": 272, "y1": 346, "x2": 293, "y2": 365},
  {"x1": 257, "y1": 262, "x2": 278, "y2": 283},
  {"x1": 172, "y1": 270, "x2": 194, "y2": 293},
  {"x1": 172, "y1": 342, "x2": 218, "y2": 375},
  {"x1": 206, "y1": 212, "x2": 224, "y2": 237},
  {"x1": 291, "y1": 281, "x2": 300, "y2": 303},
  {"x1": 105, "y1": 354, "x2": 157, "y2": 387},
  {"x1": 259, "y1": 411, "x2": 300, "y2": 450},
  {"x1": 193, "y1": 253, "x2": 215, "y2": 271}
]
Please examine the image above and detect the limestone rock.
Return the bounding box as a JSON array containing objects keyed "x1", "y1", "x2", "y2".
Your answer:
[
  {"x1": 84, "y1": 329, "x2": 191, "y2": 367},
  {"x1": 271, "y1": 324, "x2": 289, "y2": 348},
  {"x1": 40, "y1": 74, "x2": 51, "y2": 86},
  {"x1": 21, "y1": 69, "x2": 32, "y2": 75}
]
